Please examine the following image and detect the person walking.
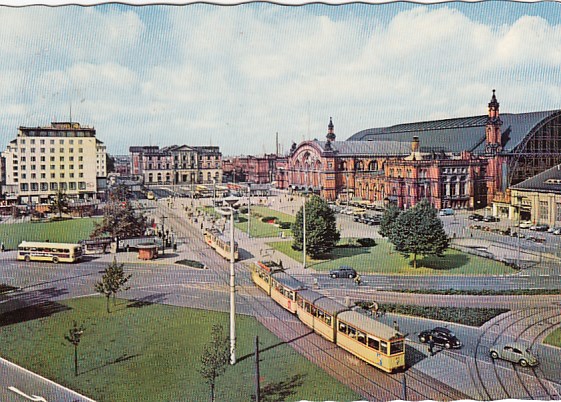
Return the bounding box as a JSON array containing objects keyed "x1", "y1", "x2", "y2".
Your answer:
[
  {"x1": 428, "y1": 335, "x2": 435, "y2": 356},
  {"x1": 393, "y1": 320, "x2": 400, "y2": 332},
  {"x1": 354, "y1": 274, "x2": 362, "y2": 286}
]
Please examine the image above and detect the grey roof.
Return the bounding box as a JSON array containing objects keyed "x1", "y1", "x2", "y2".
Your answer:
[
  {"x1": 337, "y1": 310, "x2": 403, "y2": 340},
  {"x1": 271, "y1": 272, "x2": 306, "y2": 290},
  {"x1": 297, "y1": 289, "x2": 348, "y2": 315},
  {"x1": 315, "y1": 140, "x2": 412, "y2": 156},
  {"x1": 346, "y1": 111, "x2": 561, "y2": 154},
  {"x1": 511, "y1": 163, "x2": 561, "y2": 193}
]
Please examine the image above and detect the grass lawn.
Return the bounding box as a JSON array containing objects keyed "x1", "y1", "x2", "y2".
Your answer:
[
  {"x1": 544, "y1": 328, "x2": 561, "y2": 348},
  {"x1": 0, "y1": 218, "x2": 102, "y2": 250},
  {"x1": 267, "y1": 237, "x2": 515, "y2": 275},
  {"x1": 0, "y1": 296, "x2": 360, "y2": 402},
  {"x1": 200, "y1": 205, "x2": 295, "y2": 238}
]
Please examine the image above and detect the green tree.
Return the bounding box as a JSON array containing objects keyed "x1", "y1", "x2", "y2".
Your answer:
[
  {"x1": 91, "y1": 200, "x2": 147, "y2": 239},
  {"x1": 49, "y1": 188, "x2": 70, "y2": 219},
  {"x1": 291, "y1": 195, "x2": 340, "y2": 259},
  {"x1": 379, "y1": 202, "x2": 401, "y2": 238},
  {"x1": 388, "y1": 199, "x2": 449, "y2": 269},
  {"x1": 198, "y1": 324, "x2": 230, "y2": 402},
  {"x1": 64, "y1": 320, "x2": 85, "y2": 376},
  {"x1": 94, "y1": 258, "x2": 132, "y2": 313},
  {"x1": 106, "y1": 154, "x2": 116, "y2": 173}
]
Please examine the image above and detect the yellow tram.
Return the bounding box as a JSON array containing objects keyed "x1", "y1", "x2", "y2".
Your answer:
[
  {"x1": 204, "y1": 229, "x2": 239, "y2": 261},
  {"x1": 270, "y1": 272, "x2": 306, "y2": 314},
  {"x1": 336, "y1": 311, "x2": 405, "y2": 373},
  {"x1": 251, "y1": 260, "x2": 284, "y2": 295},
  {"x1": 296, "y1": 289, "x2": 348, "y2": 342}
]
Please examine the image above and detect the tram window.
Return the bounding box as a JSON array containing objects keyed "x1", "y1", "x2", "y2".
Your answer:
[
  {"x1": 310, "y1": 306, "x2": 317, "y2": 316},
  {"x1": 339, "y1": 322, "x2": 347, "y2": 333},
  {"x1": 348, "y1": 326, "x2": 356, "y2": 339},
  {"x1": 390, "y1": 341, "x2": 404, "y2": 355},
  {"x1": 368, "y1": 336, "x2": 379, "y2": 350},
  {"x1": 380, "y1": 341, "x2": 388, "y2": 354},
  {"x1": 357, "y1": 331, "x2": 366, "y2": 345},
  {"x1": 317, "y1": 310, "x2": 324, "y2": 320},
  {"x1": 325, "y1": 314, "x2": 332, "y2": 326},
  {"x1": 288, "y1": 291, "x2": 294, "y2": 300}
]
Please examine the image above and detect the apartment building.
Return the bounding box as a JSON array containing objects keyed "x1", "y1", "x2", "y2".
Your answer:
[{"x1": 1, "y1": 122, "x2": 107, "y2": 204}]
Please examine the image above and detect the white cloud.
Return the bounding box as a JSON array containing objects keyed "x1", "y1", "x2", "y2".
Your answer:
[{"x1": 0, "y1": 4, "x2": 561, "y2": 156}]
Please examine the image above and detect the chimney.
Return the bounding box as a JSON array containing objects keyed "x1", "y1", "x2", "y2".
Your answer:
[{"x1": 412, "y1": 136, "x2": 420, "y2": 153}]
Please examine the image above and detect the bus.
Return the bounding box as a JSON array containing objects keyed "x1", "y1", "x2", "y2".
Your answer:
[{"x1": 17, "y1": 241, "x2": 83, "y2": 263}]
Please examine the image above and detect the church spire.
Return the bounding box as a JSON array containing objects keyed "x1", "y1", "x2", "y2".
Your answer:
[
  {"x1": 326, "y1": 117, "x2": 336, "y2": 142},
  {"x1": 487, "y1": 89, "x2": 501, "y2": 123}
]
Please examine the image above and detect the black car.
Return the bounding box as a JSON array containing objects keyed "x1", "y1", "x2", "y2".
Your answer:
[
  {"x1": 418, "y1": 327, "x2": 462, "y2": 349},
  {"x1": 468, "y1": 214, "x2": 484, "y2": 221},
  {"x1": 329, "y1": 266, "x2": 357, "y2": 279},
  {"x1": 483, "y1": 215, "x2": 500, "y2": 222}
]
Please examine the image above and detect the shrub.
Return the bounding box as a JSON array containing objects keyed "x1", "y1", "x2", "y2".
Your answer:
[
  {"x1": 239, "y1": 207, "x2": 248, "y2": 214},
  {"x1": 278, "y1": 221, "x2": 291, "y2": 229},
  {"x1": 356, "y1": 238, "x2": 376, "y2": 247}
]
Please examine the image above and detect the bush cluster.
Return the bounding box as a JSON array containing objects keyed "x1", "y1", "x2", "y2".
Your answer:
[
  {"x1": 381, "y1": 288, "x2": 561, "y2": 296},
  {"x1": 364, "y1": 302, "x2": 509, "y2": 327},
  {"x1": 337, "y1": 237, "x2": 377, "y2": 248}
]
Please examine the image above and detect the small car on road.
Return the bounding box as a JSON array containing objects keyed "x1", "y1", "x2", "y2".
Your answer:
[
  {"x1": 519, "y1": 221, "x2": 532, "y2": 229},
  {"x1": 329, "y1": 266, "x2": 357, "y2": 279},
  {"x1": 483, "y1": 215, "x2": 500, "y2": 222},
  {"x1": 468, "y1": 213, "x2": 484, "y2": 221},
  {"x1": 490, "y1": 342, "x2": 539, "y2": 367},
  {"x1": 418, "y1": 327, "x2": 462, "y2": 349}
]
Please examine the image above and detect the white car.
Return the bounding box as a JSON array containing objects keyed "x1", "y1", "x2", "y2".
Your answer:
[{"x1": 519, "y1": 221, "x2": 532, "y2": 229}]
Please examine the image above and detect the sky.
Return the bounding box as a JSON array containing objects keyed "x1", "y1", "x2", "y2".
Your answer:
[{"x1": 0, "y1": 2, "x2": 561, "y2": 157}]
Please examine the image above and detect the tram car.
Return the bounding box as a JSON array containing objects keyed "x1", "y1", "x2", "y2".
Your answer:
[
  {"x1": 336, "y1": 310, "x2": 405, "y2": 372},
  {"x1": 270, "y1": 272, "x2": 306, "y2": 314},
  {"x1": 204, "y1": 229, "x2": 239, "y2": 261},
  {"x1": 296, "y1": 289, "x2": 348, "y2": 342},
  {"x1": 251, "y1": 260, "x2": 284, "y2": 294}
]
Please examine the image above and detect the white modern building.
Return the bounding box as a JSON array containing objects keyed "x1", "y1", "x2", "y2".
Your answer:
[{"x1": 1, "y1": 121, "x2": 107, "y2": 204}]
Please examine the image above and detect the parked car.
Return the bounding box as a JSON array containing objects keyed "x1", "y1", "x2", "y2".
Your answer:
[
  {"x1": 532, "y1": 224, "x2": 549, "y2": 232},
  {"x1": 439, "y1": 208, "x2": 455, "y2": 216},
  {"x1": 329, "y1": 266, "x2": 357, "y2": 279},
  {"x1": 519, "y1": 221, "x2": 532, "y2": 229},
  {"x1": 468, "y1": 213, "x2": 484, "y2": 221},
  {"x1": 418, "y1": 327, "x2": 462, "y2": 349},
  {"x1": 483, "y1": 215, "x2": 500, "y2": 222},
  {"x1": 490, "y1": 342, "x2": 538, "y2": 367},
  {"x1": 553, "y1": 228, "x2": 561, "y2": 235}
]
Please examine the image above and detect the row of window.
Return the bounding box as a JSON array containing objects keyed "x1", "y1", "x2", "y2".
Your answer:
[
  {"x1": 297, "y1": 299, "x2": 333, "y2": 327},
  {"x1": 15, "y1": 164, "x2": 84, "y2": 171},
  {"x1": 20, "y1": 182, "x2": 88, "y2": 191},
  {"x1": 23, "y1": 130, "x2": 91, "y2": 137},
  {"x1": 18, "y1": 147, "x2": 84, "y2": 153},
  {"x1": 338, "y1": 321, "x2": 404, "y2": 355},
  {"x1": 20, "y1": 138, "x2": 85, "y2": 145},
  {"x1": 272, "y1": 282, "x2": 297, "y2": 301},
  {"x1": 15, "y1": 156, "x2": 84, "y2": 162}
]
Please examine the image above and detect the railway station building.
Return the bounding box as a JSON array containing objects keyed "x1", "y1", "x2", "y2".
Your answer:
[{"x1": 286, "y1": 91, "x2": 561, "y2": 210}]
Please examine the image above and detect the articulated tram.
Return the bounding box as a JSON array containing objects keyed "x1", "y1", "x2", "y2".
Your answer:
[
  {"x1": 204, "y1": 229, "x2": 239, "y2": 261},
  {"x1": 251, "y1": 261, "x2": 406, "y2": 373}
]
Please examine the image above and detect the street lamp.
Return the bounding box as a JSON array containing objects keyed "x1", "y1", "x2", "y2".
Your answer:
[
  {"x1": 216, "y1": 196, "x2": 239, "y2": 365},
  {"x1": 302, "y1": 194, "x2": 306, "y2": 269},
  {"x1": 247, "y1": 183, "x2": 251, "y2": 238},
  {"x1": 517, "y1": 196, "x2": 522, "y2": 269}
]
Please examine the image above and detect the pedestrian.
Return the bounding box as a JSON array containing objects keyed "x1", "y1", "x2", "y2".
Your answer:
[
  {"x1": 354, "y1": 274, "x2": 362, "y2": 286},
  {"x1": 0, "y1": 242, "x2": 4, "y2": 252},
  {"x1": 428, "y1": 335, "x2": 435, "y2": 356},
  {"x1": 393, "y1": 320, "x2": 400, "y2": 332}
]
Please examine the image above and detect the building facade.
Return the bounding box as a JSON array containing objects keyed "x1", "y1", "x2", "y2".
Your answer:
[
  {"x1": 129, "y1": 145, "x2": 222, "y2": 186},
  {"x1": 287, "y1": 91, "x2": 561, "y2": 210},
  {"x1": 223, "y1": 154, "x2": 287, "y2": 185},
  {"x1": 1, "y1": 122, "x2": 107, "y2": 204}
]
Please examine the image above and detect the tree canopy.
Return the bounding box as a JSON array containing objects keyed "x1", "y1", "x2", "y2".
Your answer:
[
  {"x1": 198, "y1": 324, "x2": 230, "y2": 402},
  {"x1": 387, "y1": 199, "x2": 450, "y2": 269},
  {"x1": 379, "y1": 202, "x2": 401, "y2": 238},
  {"x1": 291, "y1": 195, "x2": 340, "y2": 259},
  {"x1": 94, "y1": 257, "x2": 132, "y2": 313},
  {"x1": 48, "y1": 188, "x2": 70, "y2": 219},
  {"x1": 91, "y1": 200, "x2": 148, "y2": 239}
]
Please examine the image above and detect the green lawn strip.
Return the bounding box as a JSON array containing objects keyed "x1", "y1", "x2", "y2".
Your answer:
[
  {"x1": 200, "y1": 205, "x2": 295, "y2": 238},
  {"x1": 0, "y1": 218, "x2": 102, "y2": 250},
  {"x1": 0, "y1": 296, "x2": 360, "y2": 402},
  {"x1": 267, "y1": 237, "x2": 514, "y2": 275},
  {"x1": 544, "y1": 328, "x2": 561, "y2": 348},
  {"x1": 357, "y1": 302, "x2": 509, "y2": 327},
  {"x1": 377, "y1": 289, "x2": 561, "y2": 296}
]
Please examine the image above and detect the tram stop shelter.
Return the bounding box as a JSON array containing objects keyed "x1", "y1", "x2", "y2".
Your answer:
[{"x1": 137, "y1": 243, "x2": 159, "y2": 260}]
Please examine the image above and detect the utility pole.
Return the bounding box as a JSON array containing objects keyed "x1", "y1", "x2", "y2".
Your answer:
[
  {"x1": 160, "y1": 215, "x2": 167, "y2": 255},
  {"x1": 229, "y1": 207, "x2": 236, "y2": 364},
  {"x1": 303, "y1": 195, "x2": 306, "y2": 269},
  {"x1": 247, "y1": 183, "x2": 251, "y2": 238},
  {"x1": 254, "y1": 336, "x2": 260, "y2": 402}
]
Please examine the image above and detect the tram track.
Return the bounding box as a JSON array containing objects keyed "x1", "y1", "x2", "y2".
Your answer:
[{"x1": 471, "y1": 307, "x2": 560, "y2": 400}]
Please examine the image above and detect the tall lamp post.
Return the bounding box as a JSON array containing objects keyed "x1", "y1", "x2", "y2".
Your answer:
[
  {"x1": 517, "y1": 196, "x2": 522, "y2": 269},
  {"x1": 302, "y1": 194, "x2": 306, "y2": 269},
  {"x1": 247, "y1": 183, "x2": 251, "y2": 238},
  {"x1": 216, "y1": 196, "x2": 238, "y2": 365}
]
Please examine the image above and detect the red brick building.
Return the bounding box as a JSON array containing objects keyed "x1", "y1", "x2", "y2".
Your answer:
[{"x1": 287, "y1": 91, "x2": 561, "y2": 210}]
